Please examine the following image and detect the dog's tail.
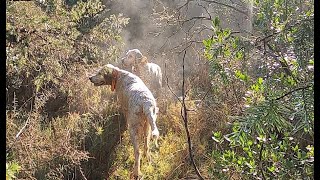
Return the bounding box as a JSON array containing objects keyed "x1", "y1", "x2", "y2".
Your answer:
[{"x1": 144, "y1": 105, "x2": 160, "y2": 138}]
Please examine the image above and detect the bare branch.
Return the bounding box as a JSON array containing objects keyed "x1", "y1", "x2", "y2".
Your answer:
[
  {"x1": 197, "y1": 2, "x2": 212, "y2": 20},
  {"x1": 274, "y1": 84, "x2": 313, "y2": 101},
  {"x1": 255, "y1": 16, "x2": 314, "y2": 45},
  {"x1": 202, "y1": 0, "x2": 249, "y2": 16},
  {"x1": 180, "y1": 16, "x2": 212, "y2": 25},
  {"x1": 177, "y1": 0, "x2": 192, "y2": 10},
  {"x1": 181, "y1": 50, "x2": 204, "y2": 180}
]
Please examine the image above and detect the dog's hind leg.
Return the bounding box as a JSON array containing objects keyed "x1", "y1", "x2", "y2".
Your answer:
[
  {"x1": 143, "y1": 106, "x2": 159, "y2": 138},
  {"x1": 129, "y1": 125, "x2": 141, "y2": 178},
  {"x1": 143, "y1": 120, "x2": 151, "y2": 162}
]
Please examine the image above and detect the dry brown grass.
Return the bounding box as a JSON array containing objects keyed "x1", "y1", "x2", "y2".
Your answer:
[{"x1": 7, "y1": 111, "x2": 90, "y2": 179}]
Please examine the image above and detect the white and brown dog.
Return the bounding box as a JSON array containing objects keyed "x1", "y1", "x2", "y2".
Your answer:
[
  {"x1": 121, "y1": 49, "x2": 163, "y2": 99},
  {"x1": 89, "y1": 64, "x2": 159, "y2": 178}
]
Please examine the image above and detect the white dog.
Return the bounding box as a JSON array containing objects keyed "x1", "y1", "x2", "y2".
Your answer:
[
  {"x1": 121, "y1": 49, "x2": 163, "y2": 99},
  {"x1": 89, "y1": 64, "x2": 159, "y2": 178}
]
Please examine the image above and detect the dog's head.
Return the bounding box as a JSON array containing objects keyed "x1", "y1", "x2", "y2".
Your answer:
[
  {"x1": 121, "y1": 49, "x2": 148, "y2": 68},
  {"x1": 88, "y1": 64, "x2": 119, "y2": 90}
]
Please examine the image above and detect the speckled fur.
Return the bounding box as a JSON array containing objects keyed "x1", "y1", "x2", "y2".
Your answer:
[{"x1": 89, "y1": 64, "x2": 159, "y2": 178}]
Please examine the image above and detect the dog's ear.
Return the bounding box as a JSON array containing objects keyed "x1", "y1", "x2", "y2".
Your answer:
[
  {"x1": 134, "y1": 55, "x2": 148, "y2": 65},
  {"x1": 141, "y1": 56, "x2": 148, "y2": 64},
  {"x1": 103, "y1": 64, "x2": 119, "y2": 91},
  {"x1": 101, "y1": 66, "x2": 112, "y2": 75},
  {"x1": 105, "y1": 64, "x2": 119, "y2": 79}
]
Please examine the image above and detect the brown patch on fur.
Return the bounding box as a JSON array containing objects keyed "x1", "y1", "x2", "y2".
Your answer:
[{"x1": 140, "y1": 56, "x2": 148, "y2": 65}]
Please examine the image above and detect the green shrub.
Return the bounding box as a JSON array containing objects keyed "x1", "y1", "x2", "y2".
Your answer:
[
  {"x1": 6, "y1": 162, "x2": 21, "y2": 180},
  {"x1": 6, "y1": 0, "x2": 129, "y2": 179},
  {"x1": 203, "y1": 0, "x2": 313, "y2": 179}
]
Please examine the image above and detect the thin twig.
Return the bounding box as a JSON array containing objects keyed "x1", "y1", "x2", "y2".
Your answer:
[
  {"x1": 259, "y1": 142, "x2": 266, "y2": 180},
  {"x1": 180, "y1": 50, "x2": 204, "y2": 180},
  {"x1": 177, "y1": 0, "x2": 191, "y2": 11},
  {"x1": 197, "y1": 2, "x2": 212, "y2": 20},
  {"x1": 274, "y1": 84, "x2": 312, "y2": 101},
  {"x1": 255, "y1": 17, "x2": 314, "y2": 45},
  {"x1": 202, "y1": 0, "x2": 248, "y2": 16},
  {"x1": 78, "y1": 165, "x2": 88, "y2": 180},
  {"x1": 7, "y1": 115, "x2": 31, "y2": 155},
  {"x1": 180, "y1": 16, "x2": 212, "y2": 25}
]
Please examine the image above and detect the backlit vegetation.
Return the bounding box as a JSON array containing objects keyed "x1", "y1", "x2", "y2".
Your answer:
[{"x1": 6, "y1": 0, "x2": 313, "y2": 179}]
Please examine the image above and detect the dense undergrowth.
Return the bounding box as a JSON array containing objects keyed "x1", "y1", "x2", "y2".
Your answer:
[
  {"x1": 202, "y1": 0, "x2": 314, "y2": 179},
  {"x1": 6, "y1": 0, "x2": 313, "y2": 179}
]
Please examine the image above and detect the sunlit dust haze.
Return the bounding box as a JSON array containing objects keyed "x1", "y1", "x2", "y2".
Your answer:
[{"x1": 104, "y1": 0, "x2": 253, "y2": 98}]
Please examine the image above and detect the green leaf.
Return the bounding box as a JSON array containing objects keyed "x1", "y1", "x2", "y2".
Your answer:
[
  {"x1": 306, "y1": 10, "x2": 313, "y2": 17},
  {"x1": 203, "y1": 39, "x2": 212, "y2": 47},
  {"x1": 250, "y1": 84, "x2": 259, "y2": 92},
  {"x1": 245, "y1": 161, "x2": 253, "y2": 169},
  {"x1": 224, "y1": 48, "x2": 231, "y2": 57},
  {"x1": 292, "y1": 144, "x2": 299, "y2": 152},
  {"x1": 204, "y1": 51, "x2": 213, "y2": 60},
  {"x1": 309, "y1": 59, "x2": 314, "y2": 65},
  {"x1": 297, "y1": 151, "x2": 302, "y2": 159},
  {"x1": 218, "y1": 34, "x2": 223, "y2": 43},
  {"x1": 235, "y1": 51, "x2": 243, "y2": 60},
  {"x1": 223, "y1": 28, "x2": 231, "y2": 37},
  {"x1": 9, "y1": 163, "x2": 21, "y2": 172},
  {"x1": 306, "y1": 145, "x2": 314, "y2": 157},
  {"x1": 6, "y1": 162, "x2": 21, "y2": 180},
  {"x1": 213, "y1": 131, "x2": 222, "y2": 138},
  {"x1": 270, "y1": 133, "x2": 277, "y2": 141},
  {"x1": 248, "y1": 151, "x2": 253, "y2": 158},
  {"x1": 213, "y1": 16, "x2": 220, "y2": 27},
  {"x1": 239, "y1": 135, "x2": 245, "y2": 145},
  {"x1": 268, "y1": 166, "x2": 275, "y2": 172},
  {"x1": 257, "y1": 134, "x2": 266, "y2": 142},
  {"x1": 235, "y1": 70, "x2": 248, "y2": 82},
  {"x1": 287, "y1": 35, "x2": 294, "y2": 42}
]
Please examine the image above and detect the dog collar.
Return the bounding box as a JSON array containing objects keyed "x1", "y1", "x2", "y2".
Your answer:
[{"x1": 111, "y1": 69, "x2": 118, "y2": 91}]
